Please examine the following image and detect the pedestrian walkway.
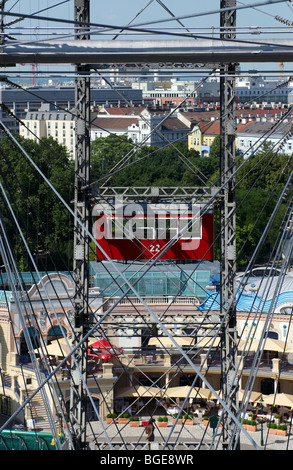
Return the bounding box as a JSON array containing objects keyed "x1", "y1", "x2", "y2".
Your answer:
[{"x1": 85, "y1": 417, "x2": 293, "y2": 450}]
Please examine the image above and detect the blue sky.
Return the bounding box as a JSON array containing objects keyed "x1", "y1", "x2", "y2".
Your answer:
[
  {"x1": 99, "y1": 0, "x2": 291, "y2": 26},
  {"x1": 80, "y1": 0, "x2": 293, "y2": 32},
  {"x1": 11, "y1": 0, "x2": 293, "y2": 39}
]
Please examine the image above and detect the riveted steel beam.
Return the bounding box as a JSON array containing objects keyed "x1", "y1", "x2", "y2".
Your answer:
[
  {"x1": 69, "y1": 0, "x2": 91, "y2": 451},
  {"x1": 1, "y1": 38, "x2": 293, "y2": 65},
  {"x1": 219, "y1": 0, "x2": 239, "y2": 451}
]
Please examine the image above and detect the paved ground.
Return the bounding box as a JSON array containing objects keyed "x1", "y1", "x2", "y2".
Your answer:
[{"x1": 84, "y1": 417, "x2": 293, "y2": 451}]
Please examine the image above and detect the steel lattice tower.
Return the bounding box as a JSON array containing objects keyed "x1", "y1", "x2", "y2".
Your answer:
[
  {"x1": 69, "y1": 0, "x2": 91, "y2": 450},
  {"x1": 68, "y1": 0, "x2": 241, "y2": 450},
  {"x1": 0, "y1": 0, "x2": 255, "y2": 450},
  {"x1": 219, "y1": 0, "x2": 240, "y2": 450}
]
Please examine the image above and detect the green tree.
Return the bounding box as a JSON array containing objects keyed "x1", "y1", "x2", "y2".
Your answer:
[
  {"x1": 90, "y1": 134, "x2": 134, "y2": 186},
  {"x1": 181, "y1": 137, "x2": 220, "y2": 186},
  {"x1": 235, "y1": 143, "x2": 293, "y2": 265},
  {"x1": 90, "y1": 135, "x2": 204, "y2": 187},
  {"x1": 209, "y1": 135, "x2": 220, "y2": 160},
  {"x1": 0, "y1": 135, "x2": 75, "y2": 271},
  {"x1": 236, "y1": 141, "x2": 293, "y2": 191}
]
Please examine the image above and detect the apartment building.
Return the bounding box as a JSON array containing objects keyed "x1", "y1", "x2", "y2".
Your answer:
[
  {"x1": 91, "y1": 107, "x2": 190, "y2": 147},
  {"x1": 237, "y1": 121, "x2": 293, "y2": 158},
  {"x1": 1, "y1": 84, "x2": 143, "y2": 137},
  {"x1": 19, "y1": 103, "x2": 76, "y2": 159},
  {"x1": 19, "y1": 103, "x2": 191, "y2": 156},
  {"x1": 188, "y1": 119, "x2": 252, "y2": 156},
  {"x1": 90, "y1": 105, "x2": 143, "y2": 143},
  {"x1": 132, "y1": 80, "x2": 197, "y2": 108}
]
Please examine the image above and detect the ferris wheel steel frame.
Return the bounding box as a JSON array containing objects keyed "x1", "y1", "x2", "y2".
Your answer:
[
  {"x1": 0, "y1": 0, "x2": 291, "y2": 451},
  {"x1": 70, "y1": 0, "x2": 91, "y2": 450}
]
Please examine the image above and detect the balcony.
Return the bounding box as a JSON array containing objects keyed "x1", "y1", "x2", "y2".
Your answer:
[{"x1": 118, "y1": 350, "x2": 293, "y2": 379}]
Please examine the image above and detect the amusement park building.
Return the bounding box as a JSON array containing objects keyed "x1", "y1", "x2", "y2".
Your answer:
[{"x1": 1, "y1": 264, "x2": 293, "y2": 430}]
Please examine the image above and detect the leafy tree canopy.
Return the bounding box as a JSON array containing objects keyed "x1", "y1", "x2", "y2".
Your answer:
[
  {"x1": 235, "y1": 142, "x2": 293, "y2": 265},
  {"x1": 90, "y1": 134, "x2": 219, "y2": 187},
  {"x1": 0, "y1": 135, "x2": 75, "y2": 272}
]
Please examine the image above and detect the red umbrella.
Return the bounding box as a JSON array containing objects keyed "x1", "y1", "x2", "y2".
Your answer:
[{"x1": 88, "y1": 339, "x2": 123, "y2": 360}]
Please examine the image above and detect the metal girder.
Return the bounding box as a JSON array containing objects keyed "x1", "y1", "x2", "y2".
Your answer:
[
  {"x1": 92, "y1": 63, "x2": 220, "y2": 70},
  {"x1": 1, "y1": 38, "x2": 293, "y2": 65},
  {"x1": 89, "y1": 311, "x2": 219, "y2": 338},
  {"x1": 92, "y1": 186, "x2": 220, "y2": 204},
  {"x1": 69, "y1": 0, "x2": 91, "y2": 451},
  {"x1": 219, "y1": 0, "x2": 239, "y2": 451}
]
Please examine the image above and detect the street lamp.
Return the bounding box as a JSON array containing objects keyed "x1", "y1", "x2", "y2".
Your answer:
[{"x1": 259, "y1": 396, "x2": 264, "y2": 446}]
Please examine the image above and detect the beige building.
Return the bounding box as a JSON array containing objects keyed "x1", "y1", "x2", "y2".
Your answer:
[
  {"x1": 19, "y1": 104, "x2": 76, "y2": 160},
  {"x1": 2, "y1": 269, "x2": 293, "y2": 434},
  {"x1": 0, "y1": 273, "x2": 117, "y2": 431}
]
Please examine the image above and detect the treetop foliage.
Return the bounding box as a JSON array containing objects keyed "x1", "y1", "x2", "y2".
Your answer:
[
  {"x1": 0, "y1": 135, "x2": 74, "y2": 271},
  {"x1": 0, "y1": 132, "x2": 291, "y2": 271}
]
